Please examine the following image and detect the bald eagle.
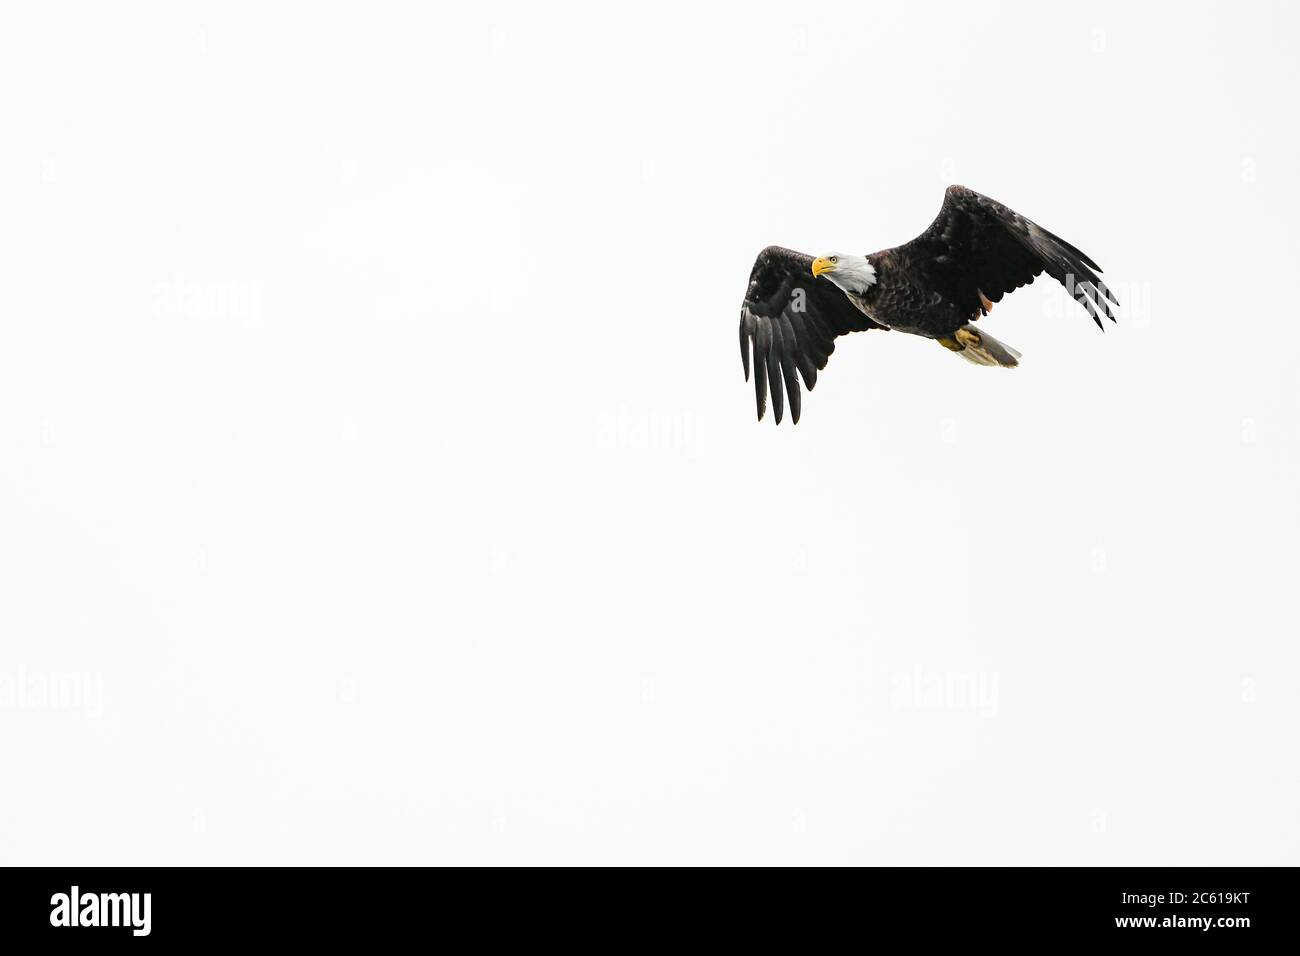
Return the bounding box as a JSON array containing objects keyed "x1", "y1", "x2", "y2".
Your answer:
[{"x1": 738, "y1": 185, "x2": 1118, "y2": 423}]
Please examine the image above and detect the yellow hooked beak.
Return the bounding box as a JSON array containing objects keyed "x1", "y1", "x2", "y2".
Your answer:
[{"x1": 811, "y1": 257, "x2": 835, "y2": 278}]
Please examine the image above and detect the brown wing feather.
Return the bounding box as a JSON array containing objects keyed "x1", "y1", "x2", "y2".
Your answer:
[
  {"x1": 895, "y1": 185, "x2": 1118, "y2": 329},
  {"x1": 738, "y1": 246, "x2": 885, "y2": 424}
]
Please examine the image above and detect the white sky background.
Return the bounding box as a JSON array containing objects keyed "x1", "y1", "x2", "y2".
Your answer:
[{"x1": 1, "y1": 1, "x2": 1297, "y2": 865}]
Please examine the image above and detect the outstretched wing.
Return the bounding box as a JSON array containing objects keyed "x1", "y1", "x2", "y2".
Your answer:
[
  {"x1": 739, "y1": 246, "x2": 884, "y2": 424},
  {"x1": 895, "y1": 185, "x2": 1119, "y2": 329}
]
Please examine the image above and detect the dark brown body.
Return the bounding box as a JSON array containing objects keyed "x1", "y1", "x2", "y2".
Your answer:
[{"x1": 849, "y1": 250, "x2": 976, "y2": 339}]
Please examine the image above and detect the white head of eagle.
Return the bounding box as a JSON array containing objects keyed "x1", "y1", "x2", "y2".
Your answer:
[{"x1": 811, "y1": 254, "x2": 876, "y2": 294}]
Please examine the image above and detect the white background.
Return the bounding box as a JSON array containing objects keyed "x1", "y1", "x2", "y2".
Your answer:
[{"x1": 2, "y1": 1, "x2": 1297, "y2": 865}]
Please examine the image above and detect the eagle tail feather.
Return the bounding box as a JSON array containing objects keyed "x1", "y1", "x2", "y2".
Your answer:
[{"x1": 952, "y1": 325, "x2": 1020, "y2": 367}]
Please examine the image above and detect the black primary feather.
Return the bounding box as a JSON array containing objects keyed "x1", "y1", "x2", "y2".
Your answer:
[{"x1": 738, "y1": 246, "x2": 884, "y2": 424}]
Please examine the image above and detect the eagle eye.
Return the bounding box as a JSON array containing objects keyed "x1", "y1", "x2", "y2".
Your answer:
[{"x1": 830, "y1": 256, "x2": 838, "y2": 263}]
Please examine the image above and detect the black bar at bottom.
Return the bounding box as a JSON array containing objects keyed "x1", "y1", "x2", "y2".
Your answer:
[{"x1": 0, "y1": 866, "x2": 1292, "y2": 944}]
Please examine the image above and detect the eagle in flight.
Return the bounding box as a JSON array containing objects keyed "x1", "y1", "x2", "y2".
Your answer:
[{"x1": 738, "y1": 185, "x2": 1118, "y2": 424}]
